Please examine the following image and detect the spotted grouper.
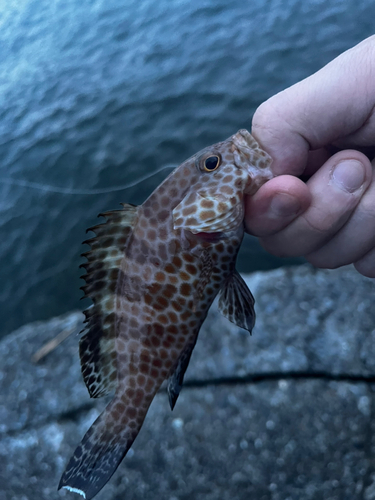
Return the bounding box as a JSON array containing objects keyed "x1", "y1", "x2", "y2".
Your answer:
[{"x1": 59, "y1": 129, "x2": 273, "y2": 499}]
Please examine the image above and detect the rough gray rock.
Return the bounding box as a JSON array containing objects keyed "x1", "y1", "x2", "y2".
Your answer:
[
  {"x1": 1, "y1": 265, "x2": 375, "y2": 500},
  {"x1": 191, "y1": 265, "x2": 375, "y2": 379}
]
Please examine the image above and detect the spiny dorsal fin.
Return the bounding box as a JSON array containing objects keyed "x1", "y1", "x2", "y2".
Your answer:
[
  {"x1": 218, "y1": 270, "x2": 255, "y2": 334},
  {"x1": 79, "y1": 203, "x2": 138, "y2": 398}
]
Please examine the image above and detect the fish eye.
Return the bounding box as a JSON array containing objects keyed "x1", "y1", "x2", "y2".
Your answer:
[{"x1": 203, "y1": 155, "x2": 221, "y2": 172}]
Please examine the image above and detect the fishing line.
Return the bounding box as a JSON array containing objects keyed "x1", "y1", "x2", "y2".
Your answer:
[{"x1": 0, "y1": 165, "x2": 175, "y2": 195}]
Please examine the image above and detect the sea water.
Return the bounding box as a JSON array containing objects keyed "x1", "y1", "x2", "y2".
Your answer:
[{"x1": 0, "y1": 0, "x2": 373, "y2": 336}]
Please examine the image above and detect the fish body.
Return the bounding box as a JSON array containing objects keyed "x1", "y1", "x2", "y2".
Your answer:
[{"x1": 59, "y1": 129, "x2": 273, "y2": 499}]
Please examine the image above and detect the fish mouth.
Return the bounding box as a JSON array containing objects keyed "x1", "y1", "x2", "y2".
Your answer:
[
  {"x1": 231, "y1": 129, "x2": 256, "y2": 150},
  {"x1": 231, "y1": 129, "x2": 274, "y2": 195}
]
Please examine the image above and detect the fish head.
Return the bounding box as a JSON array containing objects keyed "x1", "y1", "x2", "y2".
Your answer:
[{"x1": 172, "y1": 129, "x2": 273, "y2": 234}]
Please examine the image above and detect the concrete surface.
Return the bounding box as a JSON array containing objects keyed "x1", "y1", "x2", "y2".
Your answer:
[{"x1": 1, "y1": 265, "x2": 375, "y2": 500}]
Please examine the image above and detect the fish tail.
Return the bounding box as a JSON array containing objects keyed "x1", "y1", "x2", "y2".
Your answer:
[{"x1": 58, "y1": 395, "x2": 145, "y2": 499}]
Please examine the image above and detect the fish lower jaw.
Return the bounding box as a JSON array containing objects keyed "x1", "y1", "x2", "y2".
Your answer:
[{"x1": 244, "y1": 172, "x2": 273, "y2": 196}]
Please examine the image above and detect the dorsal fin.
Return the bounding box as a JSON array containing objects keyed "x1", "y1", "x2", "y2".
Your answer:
[{"x1": 79, "y1": 203, "x2": 138, "y2": 398}]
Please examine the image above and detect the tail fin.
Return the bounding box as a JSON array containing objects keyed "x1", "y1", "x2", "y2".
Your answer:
[{"x1": 58, "y1": 397, "x2": 142, "y2": 499}]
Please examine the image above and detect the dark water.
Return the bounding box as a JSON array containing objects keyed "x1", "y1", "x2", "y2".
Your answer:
[{"x1": 0, "y1": 0, "x2": 373, "y2": 337}]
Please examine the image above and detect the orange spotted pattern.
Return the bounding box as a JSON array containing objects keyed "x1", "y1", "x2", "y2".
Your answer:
[{"x1": 59, "y1": 129, "x2": 273, "y2": 500}]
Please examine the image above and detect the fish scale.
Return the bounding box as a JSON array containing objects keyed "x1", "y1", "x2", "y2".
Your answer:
[{"x1": 59, "y1": 129, "x2": 273, "y2": 499}]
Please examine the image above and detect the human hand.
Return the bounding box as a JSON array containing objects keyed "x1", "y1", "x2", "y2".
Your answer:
[{"x1": 245, "y1": 35, "x2": 375, "y2": 278}]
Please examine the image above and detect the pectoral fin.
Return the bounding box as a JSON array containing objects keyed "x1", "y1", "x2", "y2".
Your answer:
[{"x1": 218, "y1": 270, "x2": 255, "y2": 334}]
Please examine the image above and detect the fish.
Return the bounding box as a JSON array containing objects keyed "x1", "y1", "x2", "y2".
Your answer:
[{"x1": 58, "y1": 129, "x2": 273, "y2": 499}]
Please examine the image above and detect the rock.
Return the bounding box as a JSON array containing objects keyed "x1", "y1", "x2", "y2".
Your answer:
[
  {"x1": 189, "y1": 265, "x2": 375, "y2": 380},
  {"x1": 0, "y1": 265, "x2": 374, "y2": 500}
]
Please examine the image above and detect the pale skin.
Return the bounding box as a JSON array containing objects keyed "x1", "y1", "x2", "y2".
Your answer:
[{"x1": 245, "y1": 35, "x2": 375, "y2": 278}]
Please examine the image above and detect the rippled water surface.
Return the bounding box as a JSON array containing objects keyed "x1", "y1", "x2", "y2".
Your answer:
[{"x1": 0, "y1": 0, "x2": 373, "y2": 336}]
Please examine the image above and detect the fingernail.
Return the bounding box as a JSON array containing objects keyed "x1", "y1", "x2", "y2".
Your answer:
[
  {"x1": 269, "y1": 193, "x2": 302, "y2": 218},
  {"x1": 332, "y1": 160, "x2": 365, "y2": 193}
]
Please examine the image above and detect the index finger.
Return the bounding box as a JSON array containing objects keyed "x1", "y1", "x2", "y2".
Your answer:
[{"x1": 251, "y1": 35, "x2": 375, "y2": 176}]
